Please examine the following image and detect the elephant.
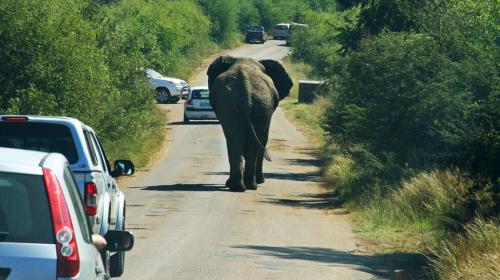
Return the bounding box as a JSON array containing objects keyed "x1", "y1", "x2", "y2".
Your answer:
[{"x1": 207, "y1": 55, "x2": 293, "y2": 192}]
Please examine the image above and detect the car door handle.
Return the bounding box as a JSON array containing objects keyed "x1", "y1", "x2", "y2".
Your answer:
[{"x1": 0, "y1": 267, "x2": 11, "y2": 280}]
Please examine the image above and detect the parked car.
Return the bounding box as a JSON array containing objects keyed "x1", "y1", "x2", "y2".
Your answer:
[
  {"x1": 183, "y1": 86, "x2": 217, "y2": 123},
  {"x1": 245, "y1": 26, "x2": 267, "y2": 44},
  {"x1": 286, "y1": 23, "x2": 309, "y2": 46},
  {"x1": 146, "y1": 68, "x2": 189, "y2": 104},
  {"x1": 272, "y1": 23, "x2": 290, "y2": 40},
  {"x1": 0, "y1": 115, "x2": 135, "y2": 277},
  {"x1": 0, "y1": 147, "x2": 134, "y2": 280}
]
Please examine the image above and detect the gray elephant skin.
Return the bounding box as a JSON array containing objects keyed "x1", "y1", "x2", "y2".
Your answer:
[{"x1": 207, "y1": 56, "x2": 293, "y2": 192}]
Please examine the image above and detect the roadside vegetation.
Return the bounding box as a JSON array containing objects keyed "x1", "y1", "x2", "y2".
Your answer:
[
  {"x1": 284, "y1": 0, "x2": 499, "y2": 279},
  {"x1": 2, "y1": 0, "x2": 497, "y2": 278},
  {"x1": 0, "y1": 0, "x2": 334, "y2": 165}
]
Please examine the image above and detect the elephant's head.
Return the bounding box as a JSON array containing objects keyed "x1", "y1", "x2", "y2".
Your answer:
[{"x1": 207, "y1": 56, "x2": 293, "y2": 100}]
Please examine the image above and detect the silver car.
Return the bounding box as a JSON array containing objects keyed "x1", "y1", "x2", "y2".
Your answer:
[
  {"x1": 0, "y1": 147, "x2": 134, "y2": 280},
  {"x1": 272, "y1": 23, "x2": 290, "y2": 39},
  {"x1": 183, "y1": 86, "x2": 217, "y2": 123},
  {"x1": 0, "y1": 115, "x2": 134, "y2": 276}
]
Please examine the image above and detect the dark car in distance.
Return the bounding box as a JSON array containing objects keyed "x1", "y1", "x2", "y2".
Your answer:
[{"x1": 245, "y1": 26, "x2": 267, "y2": 44}]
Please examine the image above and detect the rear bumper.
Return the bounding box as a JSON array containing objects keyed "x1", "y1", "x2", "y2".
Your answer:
[{"x1": 185, "y1": 109, "x2": 217, "y2": 120}]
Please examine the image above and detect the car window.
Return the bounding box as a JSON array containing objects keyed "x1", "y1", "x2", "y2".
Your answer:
[
  {"x1": 95, "y1": 137, "x2": 112, "y2": 174},
  {"x1": 63, "y1": 166, "x2": 92, "y2": 240},
  {"x1": 0, "y1": 122, "x2": 78, "y2": 164},
  {"x1": 247, "y1": 26, "x2": 264, "y2": 31},
  {"x1": 83, "y1": 129, "x2": 99, "y2": 166},
  {"x1": 0, "y1": 172, "x2": 53, "y2": 244},
  {"x1": 89, "y1": 132, "x2": 108, "y2": 173},
  {"x1": 192, "y1": 89, "x2": 210, "y2": 100},
  {"x1": 275, "y1": 25, "x2": 289, "y2": 30},
  {"x1": 145, "y1": 69, "x2": 162, "y2": 79}
]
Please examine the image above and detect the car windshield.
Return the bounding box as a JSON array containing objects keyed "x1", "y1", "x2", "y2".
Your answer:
[
  {"x1": 247, "y1": 26, "x2": 264, "y2": 32},
  {"x1": 275, "y1": 25, "x2": 289, "y2": 30},
  {"x1": 0, "y1": 172, "x2": 53, "y2": 244},
  {"x1": 0, "y1": 122, "x2": 79, "y2": 164},
  {"x1": 191, "y1": 89, "x2": 210, "y2": 100},
  {"x1": 146, "y1": 69, "x2": 163, "y2": 79}
]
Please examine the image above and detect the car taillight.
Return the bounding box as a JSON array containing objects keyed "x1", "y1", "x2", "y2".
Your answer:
[
  {"x1": 1, "y1": 116, "x2": 28, "y2": 121},
  {"x1": 84, "y1": 182, "x2": 97, "y2": 216},
  {"x1": 43, "y1": 168, "x2": 80, "y2": 278},
  {"x1": 187, "y1": 99, "x2": 193, "y2": 105}
]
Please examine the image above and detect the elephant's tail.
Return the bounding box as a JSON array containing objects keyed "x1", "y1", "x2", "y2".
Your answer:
[{"x1": 247, "y1": 118, "x2": 272, "y2": 162}]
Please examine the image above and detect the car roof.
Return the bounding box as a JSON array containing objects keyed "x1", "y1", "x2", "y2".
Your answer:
[
  {"x1": 0, "y1": 147, "x2": 49, "y2": 175},
  {"x1": 0, "y1": 115, "x2": 90, "y2": 131}
]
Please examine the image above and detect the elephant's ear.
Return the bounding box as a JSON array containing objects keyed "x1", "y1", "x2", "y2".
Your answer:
[
  {"x1": 207, "y1": 56, "x2": 236, "y2": 88},
  {"x1": 259, "y1": 59, "x2": 293, "y2": 100}
]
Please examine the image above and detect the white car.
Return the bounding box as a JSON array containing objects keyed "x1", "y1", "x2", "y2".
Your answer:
[
  {"x1": 146, "y1": 68, "x2": 188, "y2": 104},
  {"x1": 0, "y1": 115, "x2": 134, "y2": 277},
  {"x1": 0, "y1": 147, "x2": 134, "y2": 280},
  {"x1": 183, "y1": 86, "x2": 217, "y2": 123},
  {"x1": 272, "y1": 23, "x2": 290, "y2": 39}
]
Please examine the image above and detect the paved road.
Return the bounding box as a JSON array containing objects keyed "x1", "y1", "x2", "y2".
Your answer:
[{"x1": 120, "y1": 40, "x2": 387, "y2": 280}]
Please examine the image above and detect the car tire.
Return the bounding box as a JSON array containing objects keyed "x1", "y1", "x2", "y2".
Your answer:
[
  {"x1": 156, "y1": 88, "x2": 171, "y2": 104},
  {"x1": 172, "y1": 96, "x2": 180, "y2": 103},
  {"x1": 183, "y1": 114, "x2": 190, "y2": 124}
]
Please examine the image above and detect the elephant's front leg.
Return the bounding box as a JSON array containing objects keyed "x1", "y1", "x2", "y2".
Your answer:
[
  {"x1": 226, "y1": 140, "x2": 246, "y2": 192},
  {"x1": 243, "y1": 141, "x2": 258, "y2": 190}
]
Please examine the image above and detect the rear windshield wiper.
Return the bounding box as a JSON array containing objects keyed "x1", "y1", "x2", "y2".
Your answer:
[{"x1": 0, "y1": 232, "x2": 8, "y2": 242}]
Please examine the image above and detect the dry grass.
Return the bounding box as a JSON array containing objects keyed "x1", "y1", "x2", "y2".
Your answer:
[{"x1": 430, "y1": 218, "x2": 500, "y2": 280}]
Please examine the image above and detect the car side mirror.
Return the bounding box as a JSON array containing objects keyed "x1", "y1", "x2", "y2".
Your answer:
[
  {"x1": 104, "y1": 230, "x2": 134, "y2": 252},
  {"x1": 112, "y1": 160, "x2": 135, "y2": 177}
]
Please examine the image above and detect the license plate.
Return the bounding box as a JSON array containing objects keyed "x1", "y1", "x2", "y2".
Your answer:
[{"x1": 200, "y1": 102, "x2": 210, "y2": 107}]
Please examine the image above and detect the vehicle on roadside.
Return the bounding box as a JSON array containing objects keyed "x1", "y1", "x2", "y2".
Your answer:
[
  {"x1": 0, "y1": 147, "x2": 134, "y2": 280},
  {"x1": 245, "y1": 26, "x2": 267, "y2": 44},
  {"x1": 183, "y1": 86, "x2": 217, "y2": 123},
  {"x1": 146, "y1": 68, "x2": 189, "y2": 104},
  {"x1": 0, "y1": 115, "x2": 135, "y2": 277},
  {"x1": 286, "y1": 23, "x2": 309, "y2": 46},
  {"x1": 272, "y1": 23, "x2": 290, "y2": 40}
]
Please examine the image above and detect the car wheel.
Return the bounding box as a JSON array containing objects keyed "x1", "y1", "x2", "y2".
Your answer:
[
  {"x1": 156, "y1": 88, "x2": 171, "y2": 104},
  {"x1": 172, "y1": 96, "x2": 180, "y2": 103},
  {"x1": 183, "y1": 114, "x2": 190, "y2": 124}
]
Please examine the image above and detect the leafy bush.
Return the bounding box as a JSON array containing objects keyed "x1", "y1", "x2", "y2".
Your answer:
[{"x1": 324, "y1": 32, "x2": 472, "y2": 190}]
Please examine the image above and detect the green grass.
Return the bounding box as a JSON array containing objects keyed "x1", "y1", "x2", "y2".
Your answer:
[{"x1": 280, "y1": 59, "x2": 328, "y2": 145}]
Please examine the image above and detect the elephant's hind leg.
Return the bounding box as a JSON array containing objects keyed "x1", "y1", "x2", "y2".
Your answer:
[
  {"x1": 243, "y1": 141, "x2": 258, "y2": 190},
  {"x1": 225, "y1": 139, "x2": 246, "y2": 192}
]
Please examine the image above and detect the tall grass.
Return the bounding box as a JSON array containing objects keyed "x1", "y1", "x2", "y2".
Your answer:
[{"x1": 430, "y1": 218, "x2": 500, "y2": 280}]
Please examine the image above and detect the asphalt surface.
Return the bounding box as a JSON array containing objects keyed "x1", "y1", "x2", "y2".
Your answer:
[{"x1": 120, "y1": 40, "x2": 388, "y2": 280}]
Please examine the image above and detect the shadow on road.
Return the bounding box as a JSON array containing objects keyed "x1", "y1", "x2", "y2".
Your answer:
[
  {"x1": 263, "y1": 171, "x2": 322, "y2": 182},
  {"x1": 232, "y1": 245, "x2": 430, "y2": 279},
  {"x1": 169, "y1": 121, "x2": 219, "y2": 126},
  {"x1": 204, "y1": 171, "x2": 321, "y2": 183},
  {"x1": 259, "y1": 191, "x2": 341, "y2": 210},
  {"x1": 284, "y1": 157, "x2": 322, "y2": 167},
  {"x1": 141, "y1": 183, "x2": 227, "y2": 192}
]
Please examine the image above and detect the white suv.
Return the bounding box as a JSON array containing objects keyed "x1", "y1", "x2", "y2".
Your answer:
[
  {"x1": 0, "y1": 115, "x2": 134, "y2": 277},
  {"x1": 0, "y1": 147, "x2": 134, "y2": 280},
  {"x1": 146, "y1": 68, "x2": 189, "y2": 103}
]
